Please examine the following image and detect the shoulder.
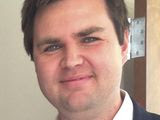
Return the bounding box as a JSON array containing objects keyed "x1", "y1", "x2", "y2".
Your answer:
[
  {"x1": 132, "y1": 99, "x2": 160, "y2": 120},
  {"x1": 149, "y1": 112, "x2": 160, "y2": 120}
]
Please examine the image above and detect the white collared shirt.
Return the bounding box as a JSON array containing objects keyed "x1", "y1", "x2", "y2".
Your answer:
[{"x1": 113, "y1": 90, "x2": 133, "y2": 120}]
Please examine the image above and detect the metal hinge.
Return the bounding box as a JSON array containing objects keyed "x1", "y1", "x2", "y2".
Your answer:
[{"x1": 127, "y1": 17, "x2": 145, "y2": 60}]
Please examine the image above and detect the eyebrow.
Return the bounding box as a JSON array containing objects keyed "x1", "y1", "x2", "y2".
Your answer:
[
  {"x1": 36, "y1": 38, "x2": 60, "y2": 48},
  {"x1": 74, "y1": 26, "x2": 105, "y2": 38},
  {"x1": 36, "y1": 26, "x2": 105, "y2": 47}
]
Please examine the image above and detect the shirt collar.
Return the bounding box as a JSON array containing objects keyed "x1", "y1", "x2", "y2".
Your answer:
[{"x1": 113, "y1": 90, "x2": 133, "y2": 120}]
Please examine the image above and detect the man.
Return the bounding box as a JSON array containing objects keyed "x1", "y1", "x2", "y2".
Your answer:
[{"x1": 21, "y1": 0, "x2": 160, "y2": 119}]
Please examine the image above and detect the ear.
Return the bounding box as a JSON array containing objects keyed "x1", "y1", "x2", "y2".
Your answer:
[{"x1": 121, "y1": 29, "x2": 129, "y2": 65}]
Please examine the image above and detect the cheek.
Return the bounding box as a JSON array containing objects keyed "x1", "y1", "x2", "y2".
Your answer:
[
  {"x1": 35, "y1": 60, "x2": 59, "y2": 83},
  {"x1": 34, "y1": 60, "x2": 61, "y2": 105},
  {"x1": 87, "y1": 44, "x2": 123, "y2": 83},
  {"x1": 89, "y1": 44, "x2": 122, "y2": 69},
  {"x1": 34, "y1": 59, "x2": 60, "y2": 93}
]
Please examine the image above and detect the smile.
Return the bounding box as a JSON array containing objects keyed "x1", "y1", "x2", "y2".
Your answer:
[
  {"x1": 60, "y1": 75, "x2": 94, "y2": 89},
  {"x1": 60, "y1": 75, "x2": 93, "y2": 83}
]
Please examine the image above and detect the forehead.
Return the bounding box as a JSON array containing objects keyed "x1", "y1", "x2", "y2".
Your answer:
[
  {"x1": 33, "y1": 0, "x2": 114, "y2": 39},
  {"x1": 36, "y1": 0, "x2": 108, "y2": 19}
]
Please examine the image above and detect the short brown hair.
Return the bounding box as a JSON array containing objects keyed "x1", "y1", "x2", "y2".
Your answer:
[{"x1": 21, "y1": 0, "x2": 129, "y2": 60}]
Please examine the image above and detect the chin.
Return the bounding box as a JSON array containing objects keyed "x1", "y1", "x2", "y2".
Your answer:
[{"x1": 60, "y1": 91, "x2": 95, "y2": 112}]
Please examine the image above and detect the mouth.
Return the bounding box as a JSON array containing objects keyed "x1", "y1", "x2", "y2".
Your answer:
[
  {"x1": 59, "y1": 75, "x2": 94, "y2": 89},
  {"x1": 60, "y1": 75, "x2": 93, "y2": 83}
]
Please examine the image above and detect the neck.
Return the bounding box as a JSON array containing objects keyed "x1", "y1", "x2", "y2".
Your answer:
[{"x1": 57, "y1": 90, "x2": 123, "y2": 120}]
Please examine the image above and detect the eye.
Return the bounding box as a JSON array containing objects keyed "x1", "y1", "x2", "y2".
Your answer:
[
  {"x1": 44, "y1": 44, "x2": 63, "y2": 52},
  {"x1": 81, "y1": 37, "x2": 100, "y2": 43}
]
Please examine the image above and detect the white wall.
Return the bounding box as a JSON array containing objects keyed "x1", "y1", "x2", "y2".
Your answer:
[
  {"x1": 0, "y1": 0, "x2": 134, "y2": 120},
  {"x1": 124, "y1": 0, "x2": 135, "y2": 18},
  {"x1": 146, "y1": 0, "x2": 160, "y2": 113},
  {"x1": 0, "y1": 1, "x2": 57, "y2": 120}
]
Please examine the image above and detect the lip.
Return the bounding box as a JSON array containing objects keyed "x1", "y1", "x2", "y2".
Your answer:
[
  {"x1": 60, "y1": 75, "x2": 93, "y2": 89},
  {"x1": 60, "y1": 75, "x2": 93, "y2": 83}
]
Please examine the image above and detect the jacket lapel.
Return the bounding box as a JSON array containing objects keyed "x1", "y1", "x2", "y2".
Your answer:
[{"x1": 132, "y1": 99, "x2": 152, "y2": 120}]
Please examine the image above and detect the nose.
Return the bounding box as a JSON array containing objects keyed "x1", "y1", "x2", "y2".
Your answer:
[{"x1": 60, "y1": 45, "x2": 84, "y2": 69}]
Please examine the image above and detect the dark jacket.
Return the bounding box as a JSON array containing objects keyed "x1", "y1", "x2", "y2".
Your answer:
[{"x1": 132, "y1": 100, "x2": 160, "y2": 120}]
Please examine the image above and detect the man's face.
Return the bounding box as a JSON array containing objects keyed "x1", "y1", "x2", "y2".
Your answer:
[{"x1": 33, "y1": 0, "x2": 128, "y2": 113}]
